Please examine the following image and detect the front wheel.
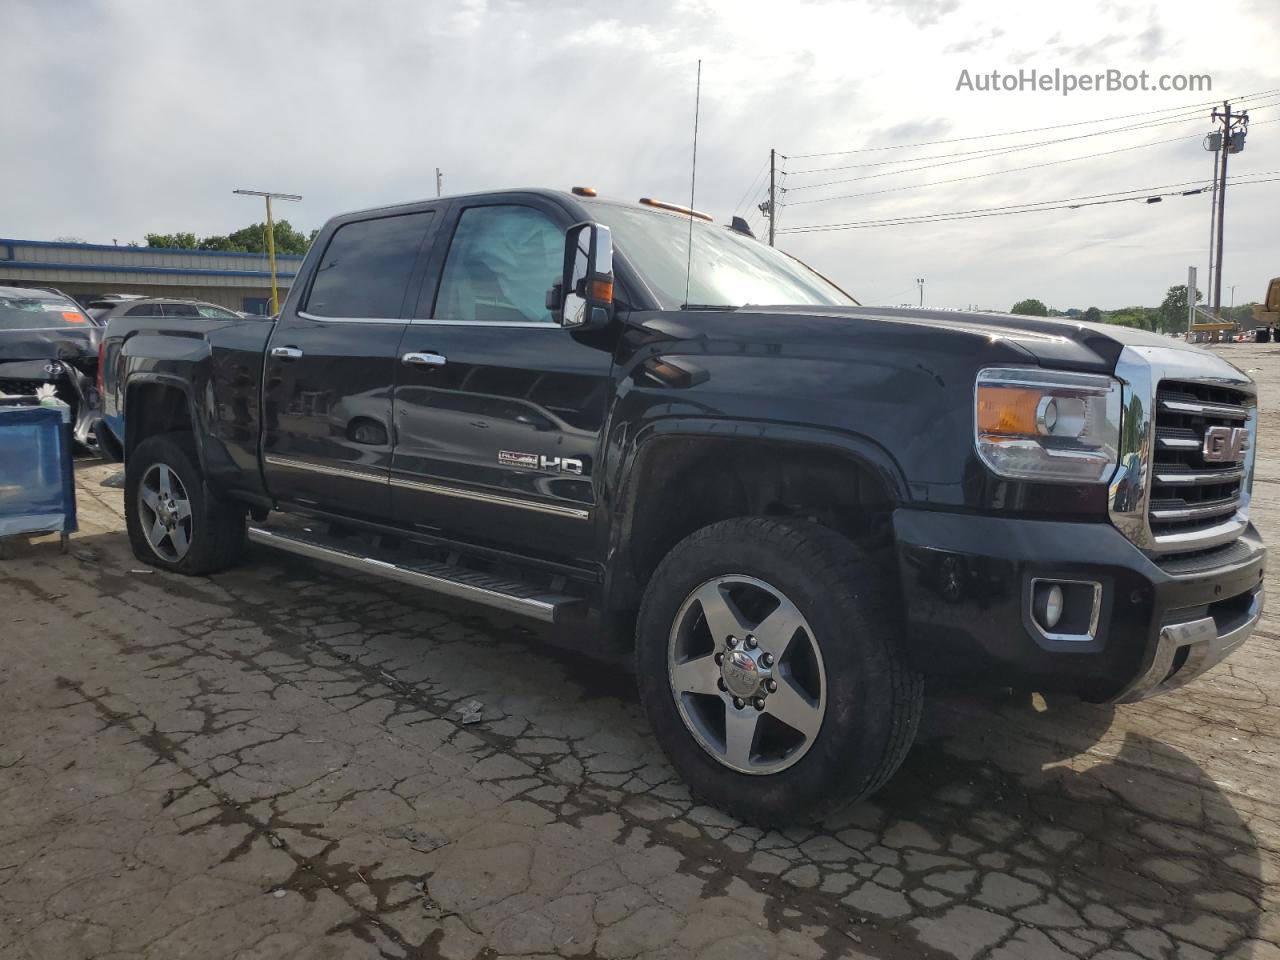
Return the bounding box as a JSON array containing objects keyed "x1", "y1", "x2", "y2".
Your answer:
[
  {"x1": 124, "y1": 432, "x2": 246, "y2": 575},
  {"x1": 636, "y1": 517, "x2": 923, "y2": 827}
]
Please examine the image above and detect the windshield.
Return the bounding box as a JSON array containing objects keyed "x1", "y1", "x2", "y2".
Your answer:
[
  {"x1": 0, "y1": 289, "x2": 93, "y2": 331},
  {"x1": 581, "y1": 200, "x2": 855, "y2": 309}
]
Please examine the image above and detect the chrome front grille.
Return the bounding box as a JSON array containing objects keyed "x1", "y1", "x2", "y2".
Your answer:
[
  {"x1": 1148, "y1": 382, "x2": 1250, "y2": 543},
  {"x1": 1109, "y1": 346, "x2": 1257, "y2": 557}
]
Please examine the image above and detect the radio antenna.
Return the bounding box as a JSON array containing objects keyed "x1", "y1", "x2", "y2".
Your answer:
[{"x1": 683, "y1": 59, "x2": 702, "y2": 308}]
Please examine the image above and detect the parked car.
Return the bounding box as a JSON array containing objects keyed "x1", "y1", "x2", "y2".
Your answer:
[
  {"x1": 88, "y1": 297, "x2": 243, "y2": 324},
  {"x1": 97, "y1": 188, "x2": 1265, "y2": 825},
  {"x1": 0, "y1": 284, "x2": 102, "y2": 448},
  {"x1": 82, "y1": 293, "x2": 145, "y2": 321}
]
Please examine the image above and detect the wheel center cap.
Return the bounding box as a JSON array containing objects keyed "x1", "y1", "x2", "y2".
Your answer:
[{"x1": 722, "y1": 649, "x2": 762, "y2": 698}]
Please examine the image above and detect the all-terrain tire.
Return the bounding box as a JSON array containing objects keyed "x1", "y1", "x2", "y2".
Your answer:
[
  {"x1": 636, "y1": 517, "x2": 923, "y2": 827},
  {"x1": 124, "y1": 432, "x2": 247, "y2": 575}
]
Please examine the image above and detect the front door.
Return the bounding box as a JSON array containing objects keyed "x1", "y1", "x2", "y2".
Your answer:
[
  {"x1": 390, "y1": 197, "x2": 615, "y2": 562},
  {"x1": 262, "y1": 208, "x2": 440, "y2": 523}
]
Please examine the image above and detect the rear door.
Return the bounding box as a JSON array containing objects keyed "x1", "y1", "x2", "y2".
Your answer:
[
  {"x1": 390, "y1": 196, "x2": 615, "y2": 561},
  {"x1": 261, "y1": 207, "x2": 440, "y2": 523}
]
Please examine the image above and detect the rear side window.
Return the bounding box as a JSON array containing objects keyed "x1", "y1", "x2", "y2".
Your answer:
[
  {"x1": 305, "y1": 212, "x2": 434, "y2": 318},
  {"x1": 125, "y1": 304, "x2": 163, "y2": 317}
]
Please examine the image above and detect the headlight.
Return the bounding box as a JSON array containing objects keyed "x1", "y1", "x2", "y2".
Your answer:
[{"x1": 975, "y1": 368, "x2": 1122, "y2": 482}]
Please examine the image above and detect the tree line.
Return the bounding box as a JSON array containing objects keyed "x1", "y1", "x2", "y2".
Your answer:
[
  {"x1": 141, "y1": 221, "x2": 318, "y2": 255},
  {"x1": 1009, "y1": 286, "x2": 1260, "y2": 332}
]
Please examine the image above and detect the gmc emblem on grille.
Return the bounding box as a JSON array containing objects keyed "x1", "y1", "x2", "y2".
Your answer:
[{"x1": 1203, "y1": 425, "x2": 1250, "y2": 463}]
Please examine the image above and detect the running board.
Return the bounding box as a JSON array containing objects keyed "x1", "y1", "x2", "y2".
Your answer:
[{"x1": 247, "y1": 525, "x2": 584, "y2": 624}]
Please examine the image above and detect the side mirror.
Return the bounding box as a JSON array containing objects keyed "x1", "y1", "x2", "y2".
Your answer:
[{"x1": 558, "y1": 222, "x2": 614, "y2": 330}]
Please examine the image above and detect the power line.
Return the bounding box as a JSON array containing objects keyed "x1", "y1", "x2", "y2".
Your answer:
[
  {"x1": 778, "y1": 175, "x2": 1280, "y2": 234},
  {"x1": 785, "y1": 101, "x2": 1280, "y2": 178},
  {"x1": 784, "y1": 130, "x2": 1205, "y2": 204},
  {"x1": 732, "y1": 158, "x2": 770, "y2": 215},
  {"x1": 783, "y1": 87, "x2": 1280, "y2": 159},
  {"x1": 783, "y1": 116, "x2": 1279, "y2": 207}
]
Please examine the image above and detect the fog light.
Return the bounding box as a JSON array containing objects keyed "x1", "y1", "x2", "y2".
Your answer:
[
  {"x1": 1029, "y1": 578, "x2": 1103, "y2": 643},
  {"x1": 1036, "y1": 583, "x2": 1064, "y2": 630}
]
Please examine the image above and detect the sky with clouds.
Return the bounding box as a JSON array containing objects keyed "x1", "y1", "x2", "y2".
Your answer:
[{"x1": 4, "y1": 0, "x2": 1278, "y2": 310}]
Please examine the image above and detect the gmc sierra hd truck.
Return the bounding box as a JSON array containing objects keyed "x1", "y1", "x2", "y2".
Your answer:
[{"x1": 97, "y1": 188, "x2": 1265, "y2": 825}]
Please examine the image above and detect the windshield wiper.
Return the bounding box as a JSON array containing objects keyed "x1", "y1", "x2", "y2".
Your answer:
[{"x1": 680, "y1": 303, "x2": 739, "y2": 311}]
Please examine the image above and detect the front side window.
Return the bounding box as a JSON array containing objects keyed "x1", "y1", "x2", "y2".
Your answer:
[
  {"x1": 434, "y1": 205, "x2": 562, "y2": 324},
  {"x1": 306, "y1": 211, "x2": 435, "y2": 318},
  {"x1": 162, "y1": 303, "x2": 199, "y2": 317}
]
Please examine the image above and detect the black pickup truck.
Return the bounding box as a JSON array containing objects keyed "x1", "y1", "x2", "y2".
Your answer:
[{"x1": 97, "y1": 188, "x2": 1265, "y2": 824}]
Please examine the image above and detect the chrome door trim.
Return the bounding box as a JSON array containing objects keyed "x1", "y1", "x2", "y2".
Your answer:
[
  {"x1": 295, "y1": 310, "x2": 559, "y2": 329},
  {"x1": 264, "y1": 454, "x2": 386, "y2": 484},
  {"x1": 407, "y1": 318, "x2": 560, "y2": 328},
  {"x1": 263, "y1": 456, "x2": 590, "y2": 519},
  {"x1": 389, "y1": 473, "x2": 590, "y2": 520},
  {"x1": 297, "y1": 310, "x2": 408, "y2": 325}
]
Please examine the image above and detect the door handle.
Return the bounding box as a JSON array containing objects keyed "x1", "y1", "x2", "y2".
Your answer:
[
  {"x1": 402, "y1": 351, "x2": 447, "y2": 368},
  {"x1": 271, "y1": 346, "x2": 303, "y2": 360}
]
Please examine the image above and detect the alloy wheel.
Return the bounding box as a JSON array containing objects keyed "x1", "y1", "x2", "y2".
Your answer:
[
  {"x1": 667, "y1": 575, "x2": 827, "y2": 774},
  {"x1": 138, "y1": 463, "x2": 193, "y2": 562}
]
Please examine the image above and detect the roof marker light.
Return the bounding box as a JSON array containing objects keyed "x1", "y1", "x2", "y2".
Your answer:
[{"x1": 638, "y1": 197, "x2": 713, "y2": 221}]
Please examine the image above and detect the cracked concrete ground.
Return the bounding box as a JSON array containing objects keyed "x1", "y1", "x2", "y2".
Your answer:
[{"x1": 2, "y1": 344, "x2": 1279, "y2": 960}]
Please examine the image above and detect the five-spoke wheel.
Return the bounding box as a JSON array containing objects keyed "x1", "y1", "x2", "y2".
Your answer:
[
  {"x1": 668, "y1": 575, "x2": 826, "y2": 774},
  {"x1": 125, "y1": 432, "x2": 246, "y2": 575},
  {"x1": 636, "y1": 516, "x2": 923, "y2": 826},
  {"x1": 137, "y1": 463, "x2": 193, "y2": 562}
]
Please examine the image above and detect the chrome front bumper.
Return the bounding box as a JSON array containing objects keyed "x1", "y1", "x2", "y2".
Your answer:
[{"x1": 1114, "y1": 585, "x2": 1264, "y2": 703}]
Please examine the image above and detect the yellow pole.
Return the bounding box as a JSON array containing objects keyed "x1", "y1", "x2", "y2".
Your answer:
[{"x1": 265, "y1": 195, "x2": 279, "y2": 314}]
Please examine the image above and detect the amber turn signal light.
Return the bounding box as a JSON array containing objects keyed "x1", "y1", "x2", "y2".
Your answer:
[{"x1": 976, "y1": 386, "x2": 1041, "y2": 436}]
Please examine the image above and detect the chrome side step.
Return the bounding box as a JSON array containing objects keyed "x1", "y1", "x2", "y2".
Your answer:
[{"x1": 247, "y1": 525, "x2": 583, "y2": 624}]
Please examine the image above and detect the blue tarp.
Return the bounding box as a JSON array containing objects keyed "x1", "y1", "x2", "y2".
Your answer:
[{"x1": 0, "y1": 403, "x2": 77, "y2": 538}]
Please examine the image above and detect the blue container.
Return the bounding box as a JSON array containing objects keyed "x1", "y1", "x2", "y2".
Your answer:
[{"x1": 0, "y1": 402, "x2": 77, "y2": 538}]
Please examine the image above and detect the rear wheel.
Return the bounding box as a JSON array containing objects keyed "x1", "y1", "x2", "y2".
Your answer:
[
  {"x1": 636, "y1": 517, "x2": 922, "y2": 827},
  {"x1": 125, "y1": 432, "x2": 246, "y2": 575}
]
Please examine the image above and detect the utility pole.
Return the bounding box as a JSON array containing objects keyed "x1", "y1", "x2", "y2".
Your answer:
[
  {"x1": 1210, "y1": 101, "x2": 1249, "y2": 315},
  {"x1": 1204, "y1": 135, "x2": 1219, "y2": 301},
  {"x1": 233, "y1": 188, "x2": 302, "y2": 315},
  {"x1": 1187, "y1": 265, "x2": 1197, "y2": 340},
  {"x1": 436, "y1": 168, "x2": 443, "y2": 198},
  {"x1": 768, "y1": 148, "x2": 776, "y2": 247}
]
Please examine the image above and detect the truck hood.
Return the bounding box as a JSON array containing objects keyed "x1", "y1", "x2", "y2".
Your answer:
[{"x1": 641, "y1": 305, "x2": 1221, "y2": 374}]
